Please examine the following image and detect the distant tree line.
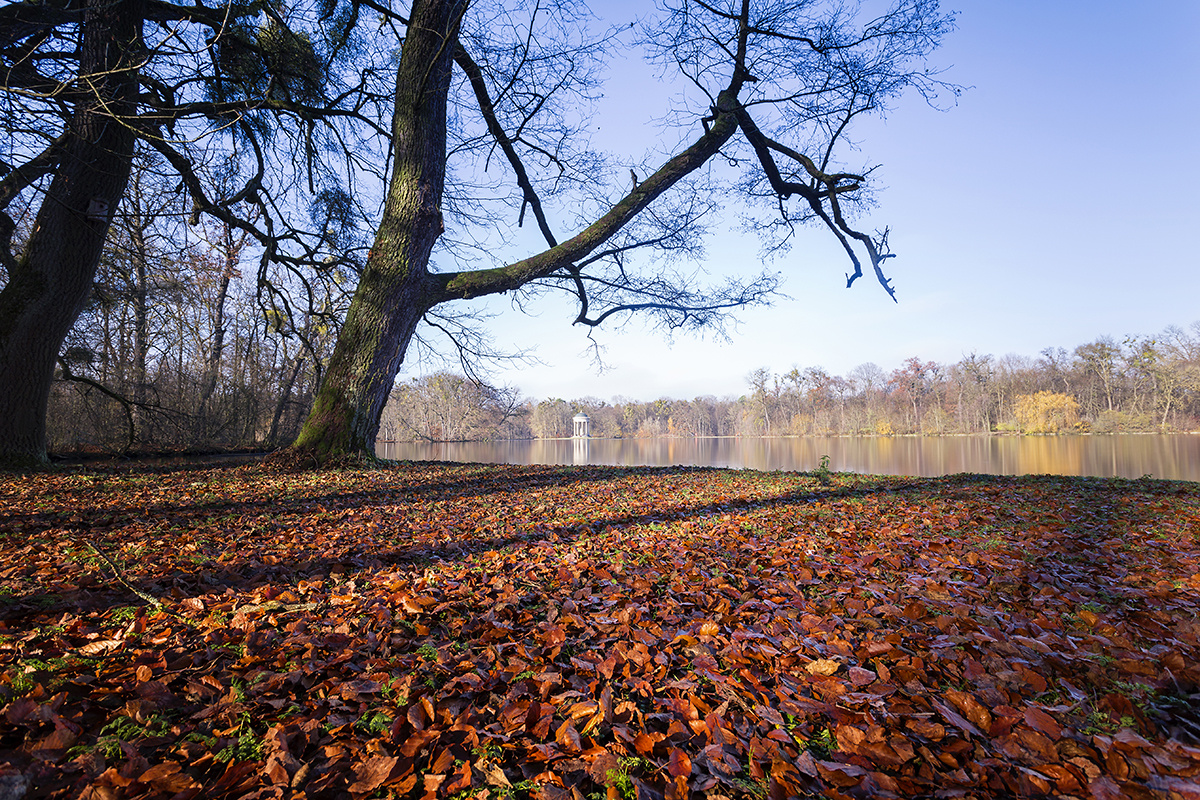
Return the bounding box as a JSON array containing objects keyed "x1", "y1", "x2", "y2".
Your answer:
[
  {"x1": 379, "y1": 373, "x2": 526, "y2": 443},
  {"x1": 381, "y1": 323, "x2": 1200, "y2": 442}
]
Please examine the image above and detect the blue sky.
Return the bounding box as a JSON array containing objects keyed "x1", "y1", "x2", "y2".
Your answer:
[{"x1": 408, "y1": 0, "x2": 1200, "y2": 402}]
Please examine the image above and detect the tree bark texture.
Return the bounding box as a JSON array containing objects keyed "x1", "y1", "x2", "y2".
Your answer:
[
  {"x1": 289, "y1": 0, "x2": 466, "y2": 458},
  {"x1": 0, "y1": 0, "x2": 143, "y2": 466}
]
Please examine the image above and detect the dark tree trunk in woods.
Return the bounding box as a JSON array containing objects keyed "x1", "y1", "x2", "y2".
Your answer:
[
  {"x1": 126, "y1": 201, "x2": 151, "y2": 442},
  {"x1": 289, "y1": 0, "x2": 464, "y2": 459},
  {"x1": 197, "y1": 225, "x2": 240, "y2": 438},
  {"x1": 267, "y1": 354, "x2": 306, "y2": 448},
  {"x1": 0, "y1": 0, "x2": 143, "y2": 467}
]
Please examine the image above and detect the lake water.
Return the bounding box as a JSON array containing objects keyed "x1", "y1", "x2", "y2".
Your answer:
[{"x1": 376, "y1": 434, "x2": 1200, "y2": 481}]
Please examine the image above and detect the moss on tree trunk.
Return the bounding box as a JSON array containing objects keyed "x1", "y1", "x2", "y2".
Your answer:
[{"x1": 286, "y1": 0, "x2": 465, "y2": 462}]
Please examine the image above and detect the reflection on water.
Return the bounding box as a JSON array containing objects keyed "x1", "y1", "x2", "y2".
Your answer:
[{"x1": 376, "y1": 434, "x2": 1200, "y2": 481}]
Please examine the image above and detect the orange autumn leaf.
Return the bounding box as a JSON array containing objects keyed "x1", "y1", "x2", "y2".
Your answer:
[
  {"x1": 555, "y1": 720, "x2": 582, "y2": 753},
  {"x1": 667, "y1": 748, "x2": 691, "y2": 779},
  {"x1": 633, "y1": 731, "x2": 658, "y2": 756},
  {"x1": 944, "y1": 689, "x2": 993, "y2": 731}
]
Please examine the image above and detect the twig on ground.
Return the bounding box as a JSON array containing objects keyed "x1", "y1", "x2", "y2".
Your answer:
[{"x1": 76, "y1": 537, "x2": 184, "y2": 618}]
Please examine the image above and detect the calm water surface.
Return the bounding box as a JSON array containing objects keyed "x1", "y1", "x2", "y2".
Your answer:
[{"x1": 376, "y1": 434, "x2": 1200, "y2": 481}]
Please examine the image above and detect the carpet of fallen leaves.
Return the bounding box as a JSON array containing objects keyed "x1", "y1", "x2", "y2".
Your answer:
[{"x1": 2, "y1": 461, "x2": 1200, "y2": 800}]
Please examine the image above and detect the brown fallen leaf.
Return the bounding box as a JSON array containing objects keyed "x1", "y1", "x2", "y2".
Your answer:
[
  {"x1": 848, "y1": 666, "x2": 877, "y2": 686},
  {"x1": 1023, "y1": 706, "x2": 1061, "y2": 739},
  {"x1": 931, "y1": 699, "x2": 983, "y2": 738},
  {"x1": 905, "y1": 718, "x2": 946, "y2": 741},
  {"x1": 478, "y1": 761, "x2": 511, "y2": 787},
  {"x1": 1066, "y1": 756, "x2": 1100, "y2": 783},
  {"x1": 815, "y1": 760, "x2": 866, "y2": 788},
  {"x1": 79, "y1": 639, "x2": 123, "y2": 656},
  {"x1": 944, "y1": 689, "x2": 993, "y2": 731},
  {"x1": 348, "y1": 755, "x2": 399, "y2": 794},
  {"x1": 138, "y1": 762, "x2": 198, "y2": 793},
  {"x1": 805, "y1": 658, "x2": 840, "y2": 676},
  {"x1": 555, "y1": 720, "x2": 582, "y2": 753}
]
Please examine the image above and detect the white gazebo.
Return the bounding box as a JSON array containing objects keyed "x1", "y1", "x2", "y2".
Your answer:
[{"x1": 572, "y1": 412, "x2": 590, "y2": 439}]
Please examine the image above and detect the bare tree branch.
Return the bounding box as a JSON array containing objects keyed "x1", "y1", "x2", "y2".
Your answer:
[{"x1": 454, "y1": 42, "x2": 558, "y2": 247}]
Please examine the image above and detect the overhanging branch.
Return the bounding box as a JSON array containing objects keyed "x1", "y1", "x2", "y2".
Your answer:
[
  {"x1": 432, "y1": 96, "x2": 741, "y2": 303},
  {"x1": 734, "y1": 104, "x2": 897, "y2": 301}
]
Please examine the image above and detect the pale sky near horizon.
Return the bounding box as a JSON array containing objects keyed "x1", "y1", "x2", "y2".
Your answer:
[{"x1": 402, "y1": 0, "x2": 1200, "y2": 403}]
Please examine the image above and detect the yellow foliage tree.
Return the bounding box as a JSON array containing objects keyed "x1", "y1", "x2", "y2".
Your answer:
[{"x1": 1015, "y1": 391, "x2": 1081, "y2": 434}]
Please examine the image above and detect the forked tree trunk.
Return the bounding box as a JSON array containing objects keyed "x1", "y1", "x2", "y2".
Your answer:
[
  {"x1": 0, "y1": 0, "x2": 143, "y2": 467},
  {"x1": 266, "y1": 353, "x2": 306, "y2": 448},
  {"x1": 287, "y1": 0, "x2": 465, "y2": 459}
]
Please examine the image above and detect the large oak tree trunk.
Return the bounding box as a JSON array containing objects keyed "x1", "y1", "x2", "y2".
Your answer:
[
  {"x1": 288, "y1": 0, "x2": 465, "y2": 460},
  {"x1": 0, "y1": 0, "x2": 143, "y2": 467}
]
